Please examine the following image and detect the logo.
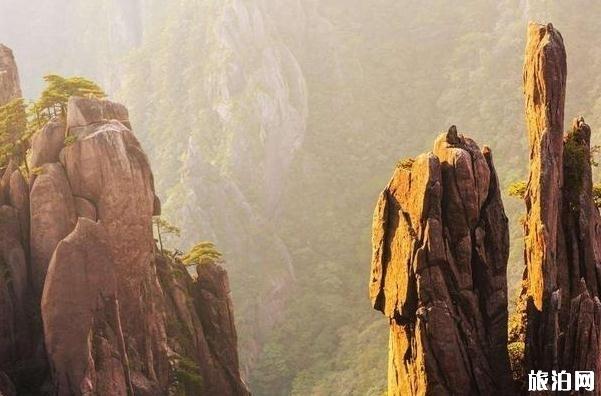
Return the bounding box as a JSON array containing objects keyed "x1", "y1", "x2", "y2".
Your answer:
[{"x1": 528, "y1": 370, "x2": 594, "y2": 392}]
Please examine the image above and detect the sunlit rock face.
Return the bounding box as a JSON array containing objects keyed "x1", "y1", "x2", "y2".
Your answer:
[
  {"x1": 519, "y1": 23, "x2": 601, "y2": 392},
  {"x1": 370, "y1": 127, "x2": 512, "y2": 395}
]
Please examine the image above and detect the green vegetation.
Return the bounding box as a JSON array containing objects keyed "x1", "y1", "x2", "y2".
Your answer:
[
  {"x1": 563, "y1": 134, "x2": 588, "y2": 198},
  {"x1": 507, "y1": 181, "x2": 527, "y2": 200},
  {"x1": 397, "y1": 157, "x2": 415, "y2": 170},
  {"x1": 507, "y1": 294, "x2": 526, "y2": 390},
  {"x1": 0, "y1": 98, "x2": 28, "y2": 168},
  {"x1": 0, "y1": 74, "x2": 104, "y2": 172},
  {"x1": 36, "y1": 74, "x2": 105, "y2": 118},
  {"x1": 182, "y1": 241, "x2": 222, "y2": 267},
  {"x1": 153, "y1": 216, "x2": 181, "y2": 253},
  {"x1": 169, "y1": 356, "x2": 204, "y2": 395},
  {"x1": 63, "y1": 135, "x2": 78, "y2": 146},
  {"x1": 594, "y1": 184, "x2": 601, "y2": 208}
]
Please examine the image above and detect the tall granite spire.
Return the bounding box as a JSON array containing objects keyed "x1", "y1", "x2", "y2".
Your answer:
[
  {"x1": 519, "y1": 22, "x2": 601, "y2": 393},
  {"x1": 370, "y1": 127, "x2": 512, "y2": 395}
]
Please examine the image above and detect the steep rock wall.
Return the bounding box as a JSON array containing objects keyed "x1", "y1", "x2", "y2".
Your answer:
[
  {"x1": 0, "y1": 45, "x2": 249, "y2": 395},
  {"x1": 519, "y1": 22, "x2": 601, "y2": 392},
  {"x1": 370, "y1": 127, "x2": 512, "y2": 395}
]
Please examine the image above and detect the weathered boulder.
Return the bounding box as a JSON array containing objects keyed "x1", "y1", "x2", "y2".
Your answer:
[
  {"x1": 66, "y1": 96, "x2": 130, "y2": 132},
  {"x1": 42, "y1": 218, "x2": 132, "y2": 396},
  {"x1": 29, "y1": 163, "x2": 77, "y2": 295},
  {"x1": 370, "y1": 127, "x2": 511, "y2": 395},
  {"x1": 30, "y1": 119, "x2": 66, "y2": 169}
]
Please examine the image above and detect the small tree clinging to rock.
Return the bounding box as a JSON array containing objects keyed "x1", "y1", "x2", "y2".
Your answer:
[
  {"x1": 183, "y1": 242, "x2": 223, "y2": 267},
  {"x1": 153, "y1": 216, "x2": 181, "y2": 253},
  {"x1": 0, "y1": 74, "x2": 105, "y2": 171},
  {"x1": 0, "y1": 98, "x2": 28, "y2": 168},
  {"x1": 36, "y1": 74, "x2": 105, "y2": 119}
]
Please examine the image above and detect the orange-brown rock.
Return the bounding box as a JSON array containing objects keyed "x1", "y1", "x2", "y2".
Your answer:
[
  {"x1": 520, "y1": 22, "x2": 601, "y2": 392},
  {"x1": 370, "y1": 127, "x2": 512, "y2": 395}
]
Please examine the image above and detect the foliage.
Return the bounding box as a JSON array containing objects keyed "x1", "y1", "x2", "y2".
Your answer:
[
  {"x1": 594, "y1": 184, "x2": 601, "y2": 208},
  {"x1": 63, "y1": 135, "x2": 78, "y2": 146},
  {"x1": 35, "y1": 74, "x2": 105, "y2": 118},
  {"x1": 182, "y1": 241, "x2": 222, "y2": 267},
  {"x1": 153, "y1": 216, "x2": 181, "y2": 252},
  {"x1": 590, "y1": 144, "x2": 601, "y2": 167},
  {"x1": 508, "y1": 342, "x2": 525, "y2": 385},
  {"x1": 563, "y1": 134, "x2": 588, "y2": 197},
  {"x1": 30, "y1": 166, "x2": 44, "y2": 176},
  {"x1": 77, "y1": 1, "x2": 601, "y2": 393},
  {"x1": 507, "y1": 181, "x2": 527, "y2": 200},
  {"x1": 396, "y1": 157, "x2": 415, "y2": 170},
  {"x1": 169, "y1": 356, "x2": 204, "y2": 395},
  {"x1": 0, "y1": 75, "x2": 105, "y2": 172},
  {"x1": 0, "y1": 98, "x2": 28, "y2": 167}
]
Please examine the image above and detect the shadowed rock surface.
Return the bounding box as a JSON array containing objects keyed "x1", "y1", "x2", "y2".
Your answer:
[
  {"x1": 519, "y1": 22, "x2": 601, "y2": 393},
  {"x1": 0, "y1": 45, "x2": 249, "y2": 395},
  {"x1": 370, "y1": 127, "x2": 512, "y2": 395}
]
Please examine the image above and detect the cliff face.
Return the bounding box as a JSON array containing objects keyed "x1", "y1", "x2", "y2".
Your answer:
[
  {"x1": 370, "y1": 127, "x2": 512, "y2": 395},
  {"x1": 0, "y1": 47, "x2": 248, "y2": 395},
  {"x1": 0, "y1": 45, "x2": 21, "y2": 106},
  {"x1": 520, "y1": 22, "x2": 601, "y2": 390}
]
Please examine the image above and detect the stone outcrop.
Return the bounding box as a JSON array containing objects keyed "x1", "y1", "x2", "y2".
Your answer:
[
  {"x1": 0, "y1": 44, "x2": 249, "y2": 395},
  {"x1": 519, "y1": 22, "x2": 601, "y2": 391},
  {"x1": 38, "y1": 97, "x2": 248, "y2": 395},
  {"x1": 370, "y1": 126, "x2": 512, "y2": 395},
  {"x1": 0, "y1": 45, "x2": 21, "y2": 106}
]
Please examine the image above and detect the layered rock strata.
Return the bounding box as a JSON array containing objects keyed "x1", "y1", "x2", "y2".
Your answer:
[{"x1": 370, "y1": 126, "x2": 512, "y2": 395}]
